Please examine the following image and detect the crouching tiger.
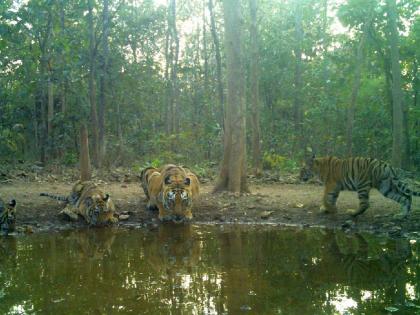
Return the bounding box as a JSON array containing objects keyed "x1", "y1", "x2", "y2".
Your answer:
[
  {"x1": 40, "y1": 180, "x2": 118, "y2": 225},
  {"x1": 140, "y1": 164, "x2": 200, "y2": 223},
  {"x1": 0, "y1": 198, "x2": 16, "y2": 234},
  {"x1": 300, "y1": 155, "x2": 420, "y2": 217}
]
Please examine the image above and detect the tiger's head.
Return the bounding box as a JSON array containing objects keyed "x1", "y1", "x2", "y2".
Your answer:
[
  {"x1": 299, "y1": 154, "x2": 316, "y2": 182},
  {"x1": 83, "y1": 193, "x2": 114, "y2": 226},
  {"x1": 0, "y1": 199, "x2": 17, "y2": 234},
  {"x1": 159, "y1": 165, "x2": 194, "y2": 223}
]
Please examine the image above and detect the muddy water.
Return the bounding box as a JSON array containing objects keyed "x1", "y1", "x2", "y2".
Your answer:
[{"x1": 0, "y1": 225, "x2": 419, "y2": 315}]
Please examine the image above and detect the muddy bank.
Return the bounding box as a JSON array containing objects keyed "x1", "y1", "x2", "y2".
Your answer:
[{"x1": 1, "y1": 179, "x2": 420, "y2": 239}]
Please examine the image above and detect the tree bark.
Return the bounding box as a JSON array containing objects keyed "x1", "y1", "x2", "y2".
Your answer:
[
  {"x1": 214, "y1": 0, "x2": 248, "y2": 193},
  {"x1": 249, "y1": 0, "x2": 262, "y2": 176},
  {"x1": 87, "y1": 0, "x2": 99, "y2": 167},
  {"x1": 80, "y1": 123, "x2": 92, "y2": 181},
  {"x1": 386, "y1": 0, "x2": 408, "y2": 168},
  {"x1": 208, "y1": 0, "x2": 224, "y2": 128},
  {"x1": 346, "y1": 32, "x2": 365, "y2": 156},
  {"x1": 293, "y1": 1, "x2": 304, "y2": 153},
  {"x1": 47, "y1": 77, "x2": 54, "y2": 155},
  {"x1": 98, "y1": 0, "x2": 110, "y2": 167}
]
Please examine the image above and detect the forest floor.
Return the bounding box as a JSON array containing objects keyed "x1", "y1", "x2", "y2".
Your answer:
[{"x1": 1, "y1": 169, "x2": 420, "y2": 240}]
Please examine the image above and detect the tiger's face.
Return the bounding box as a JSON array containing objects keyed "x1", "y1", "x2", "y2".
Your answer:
[
  {"x1": 161, "y1": 174, "x2": 193, "y2": 223},
  {"x1": 299, "y1": 154, "x2": 316, "y2": 182},
  {"x1": 0, "y1": 199, "x2": 17, "y2": 233},
  {"x1": 83, "y1": 193, "x2": 113, "y2": 225}
]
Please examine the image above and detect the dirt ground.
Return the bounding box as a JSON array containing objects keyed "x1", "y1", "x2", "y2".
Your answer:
[{"x1": 1, "y1": 177, "x2": 420, "y2": 239}]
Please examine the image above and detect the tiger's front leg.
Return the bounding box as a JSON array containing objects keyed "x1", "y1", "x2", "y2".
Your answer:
[
  {"x1": 351, "y1": 188, "x2": 371, "y2": 217},
  {"x1": 322, "y1": 182, "x2": 340, "y2": 213}
]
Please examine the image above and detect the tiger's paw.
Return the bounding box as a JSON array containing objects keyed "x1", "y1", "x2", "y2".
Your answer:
[{"x1": 59, "y1": 207, "x2": 79, "y2": 221}]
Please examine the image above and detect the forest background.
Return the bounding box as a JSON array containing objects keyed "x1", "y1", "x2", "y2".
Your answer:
[{"x1": 0, "y1": 0, "x2": 419, "y2": 182}]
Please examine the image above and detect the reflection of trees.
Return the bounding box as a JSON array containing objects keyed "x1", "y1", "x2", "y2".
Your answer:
[{"x1": 0, "y1": 227, "x2": 418, "y2": 315}]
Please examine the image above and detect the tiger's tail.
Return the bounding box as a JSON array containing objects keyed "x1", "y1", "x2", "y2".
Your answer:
[
  {"x1": 393, "y1": 179, "x2": 420, "y2": 196},
  {"x1": 39, "y1": 193, "x2": 69, "y2": 202}
]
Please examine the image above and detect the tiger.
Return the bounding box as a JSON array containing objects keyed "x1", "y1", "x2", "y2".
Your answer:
[
  {"x1": 41, "y1": 181, "x2": 118, "y2": 225},
  {"x1": 299, "y1": 155, "x2": 420, "y2": 217},
  {"x1": 0, "y1": 198, "x2": 16, "y2": 234},
  {"x1": 144, "y1": 164, "x2": 200, "y2": 223},
  {"x1": 139, "y1": 166, "x2": 159, "y2": 201}
]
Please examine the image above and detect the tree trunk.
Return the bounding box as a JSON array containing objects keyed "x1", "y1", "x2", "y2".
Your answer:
[
  {"x1": 87, "y1": 0, "x2": 99, "y2": 167},
  {"x1": 346, "y1": 32, "x2": 365, "y2": 156},
  {"x1": 169, "y1": 0, "x2": 179, "y2": 134},
  {"x1": 98, "y1": 0, "x2": 110, "y2": 167},
  {"x1": 79, "y1": 123, "x2": 92, "y2": 181},
  {"x1": 386, "y1": 0, "x2": 408, "y2": 168},
  {"x1": 59, "y1": 1, "x2": 66, "y2": 114},
  {"x1": 214, "y1": 0, "x2": 248, "y2": 193},
  {"x1": 47, "y1": 77, "x2": 54, "y2": 156},
  {"x1": 249, "y1": 0, "x2": 262, "y2": 176},
  {"x1": 208, "y1": 0, "x2": 224, "y2": 128},
  {"x1": 293, "y1": 1, "x2": 304, "y2": 153}
]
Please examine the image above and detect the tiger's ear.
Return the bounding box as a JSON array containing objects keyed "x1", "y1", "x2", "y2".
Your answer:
[
  {"x1": 9, "y1": 199, "x2": 16, "y2": 208},
  {"x1": 164, "y1": 176, "x2": 171, "y2": 185},
  {"x1": 184, "y1": 177, "x2": 191, "y2": 185},
  {"x1": 103, "y1": 194, "x2": 110, "y2": 202}
]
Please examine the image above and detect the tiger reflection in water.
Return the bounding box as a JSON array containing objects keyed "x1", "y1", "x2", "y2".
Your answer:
[
  {"x1": 144, "y1": 224, "x2": 201, "y2": 276},
  {"x1": 64, "y1": 228, "x2": 117, "y2": 261}
]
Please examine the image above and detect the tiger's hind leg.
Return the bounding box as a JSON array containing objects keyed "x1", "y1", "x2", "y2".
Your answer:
[
  {"x1": 379, "y1": 179, "x2": 411, "y2": 218},
  {"x1": 322, "y1": 183, "x2": 340, "y2": 213},
  {"x1": 351, "y1": 188, "x2": 371, "y2": 217}
]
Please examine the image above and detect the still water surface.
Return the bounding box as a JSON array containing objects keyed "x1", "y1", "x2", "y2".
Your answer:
[{"x1": 0, "y1": 225, "x2": 419, "y2": 315}]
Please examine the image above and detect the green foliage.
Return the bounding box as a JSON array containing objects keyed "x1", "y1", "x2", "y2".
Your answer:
[
  {"x1": 262, "y1": 152, "x2": 298, "y2": 172},
  {"x1": 0, "y1": 0, "x2": 419, "y2": 171}
]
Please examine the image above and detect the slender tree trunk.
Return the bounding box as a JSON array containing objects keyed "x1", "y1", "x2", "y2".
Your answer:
[
  {"x1": 208, "y1": 0, "x2": 224, "y2": 128},
  {"x1": 47, "y1": 77, "x2": 54, "y2": 156},
  {"x1": 98, "y1": 0, "x2": 110, "y2": 167},
  {"x1": 80, "y1": 123, "x2": 92, "y2": 181},
  {"x1": 293, "y1": 1, "x2": 304, "y2": 153},
  {"x1": 214, "y1": 0, "x2": 248, "y2": 193},
  {"x1": 87, "y1": 0, "x2": 99, "y2": 167},
  {"x1": 346, "y1": 33, "x2": 365, "y2": 156},
  {"x1": 249, "y1": 0, "x2": 262, "y2": 176},
  {"x1": 59, "y1": 1, "x2": 66, "y2": 114},
  {"x1": 169, "y1": 0, "x2": 179, "y2": 134},
  {"x1": 203, "y1": 0, "x2": 209, "y2": 94},
  {"x1": 386, "y1": 0, "x2": 408, "y2": 168},
  {"x1": 164, "y1": 11, "x2": 172, "y2": 135}
]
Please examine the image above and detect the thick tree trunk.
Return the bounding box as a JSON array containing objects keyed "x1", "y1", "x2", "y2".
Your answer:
[
  {"x1": 249, "y1": 0, "x2": 262, "y2": 176},
  {"x1": 87, "y1": 0, "x2": 99, "y2": 167},
  {"x1": 346, "y1": 33, "x2": 365, "y2": 156},
  {"x1": 386, "y1": 0, "x2": 408, "y2": 168},
  {"x1": 214, "y1": 0, "x2": 248, "y2": 193},
  {"x1": 79, "y1": 123, "x2": 92, "y2": 181},
  {"x1": 98, "y1": 0, "x2": 110, "y2": 167},
  {"x1": 208, "y1": 0, "x2": 224, "y2": 128}
]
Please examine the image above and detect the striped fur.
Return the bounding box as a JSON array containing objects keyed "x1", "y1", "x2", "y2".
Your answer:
[
  {"x1": 300, "y1": 155, "x2": 420, "y2": 217},
  {"x1": 39, "y1": 193, "x2": 69, "y2": 202},
  {"x1": 0, "y1": 198, "x2": 16, "y2": 233}
]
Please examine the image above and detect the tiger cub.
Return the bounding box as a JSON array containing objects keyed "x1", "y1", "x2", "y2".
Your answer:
[
  {"x1": 143, "y1": 164, "x2": 200, "y2": 223},
  {"x1": 41, "y1": 181, "x2": 117, "y2": 225},
  {"x1": 300, "y1": 155, "x2": 420, "y2": 217},
  {"x1": 0, "y1": 198, "x2": 16, "y2": 234}
]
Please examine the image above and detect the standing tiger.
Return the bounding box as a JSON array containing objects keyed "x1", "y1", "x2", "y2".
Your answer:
[
  {"x1": 141, "y1": 164, "x2": 200, "y2": 223},
  {"x1": 0, "y1": 198, "x2": 16, "y2": 234},
  {"x1": 40, "y1": 180, "x2": 117, "y2": 225},
  {"x1": 300, "y1": 155, "x2": 420, "y2": 217}
]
